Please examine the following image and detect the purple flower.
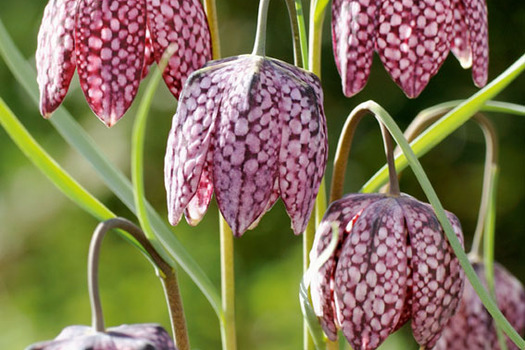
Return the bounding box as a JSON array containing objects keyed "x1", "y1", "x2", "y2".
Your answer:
[
  {"x1": 332, "y1": 0, "x2": 488, "y2": 98},
  {"x1": 433, "y1": 261, "x2": 525, "y2": 350},
  {"x1": 26, "y1": 323, "x2": 176, "y2": 350},
  {"x1": 164, "y1": 55, "x2": 328, "y2": 236},
  {"x1": 36, "y1": 0, "x2": 212, "y2": 126},
  {"x1": 310, "y1": 193, "x2": 465, "y2": 350}
]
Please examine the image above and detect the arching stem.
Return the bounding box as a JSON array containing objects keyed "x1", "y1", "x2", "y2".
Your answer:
[
  {"x1": 204, "y1": 0, "x2": 221, "y2": 59},
  {"x1": 88, "y1": 218, "x2": 189, "y2": 350}
]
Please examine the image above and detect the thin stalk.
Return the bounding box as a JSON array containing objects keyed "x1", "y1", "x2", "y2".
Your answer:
[
  {"x1": 203, "y1": 0, "x2": 221, "y2": 59},
  {"x1": 380, "y1": 123, "x2": 400, "y2": 196},
  {"x1": 303, "y1": 213, "x2": 316, "y2": 350},
  {"x1": 285, "y1": 0, "x2": 305, "y2": 67},
  {"x1": 131, "y1": 46, "x2": 189, "y2": 349},
  {"x1": 0, "y1": 18, "x2": 222, "y2": 320},
  {"x1": 252, "y1": 0, "x2": 272, "y2": 56},
  {"x1": 220, "y1": 216, "x2": 237, "y2": 350},
  {"x1": 362, "y1": 54, "x2": 525, "y2": 193},
  {"x1": 89, "y1": 218, "x2": 189, "y2": 349},
  {"x1": 355, "y1": 101, "x2": 525, "y2": 348}
]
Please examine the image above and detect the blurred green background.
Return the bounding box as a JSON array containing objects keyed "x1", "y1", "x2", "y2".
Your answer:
[{"x1": 0, "y1": 0, "x2": 523, "y2": 349}]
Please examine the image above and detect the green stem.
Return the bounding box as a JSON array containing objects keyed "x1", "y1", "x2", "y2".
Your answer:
[
  {"x1": 303, "y1": 214, "x2": 316, "y2": 350},
  {"x1": 362, "y1": 54, "x2": 525, "y2": 193},
  {"x1": 252, "y1": 0, "x2": 272, "y2": 56},
  {"x1": 220, "y1": 216, "x2": 237, "y2": 350},
  {"x1": 88, "y1": 218, "x2": 190, "y2": 350},
  {"x1": 355, "y1": 101, "x2": 525, "y2": 349},
  {"x1": 285, "y1": 0, "x2": 303, "y2": 67},
  {"x1": 0, "y1": 18, "x2": 222, "y2": 321},
  {"x1": 203, "y1": 0, "x2": 221, "y2": 60}
]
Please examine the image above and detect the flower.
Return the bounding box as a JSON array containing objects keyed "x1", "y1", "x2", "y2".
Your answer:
[
  {"x1": 332, "y1": 0, "x2": 488, "y2": 98},
  {"x1": 433, "y1": 261, "x2": 525, "y2": 350},
  {"x1": 164, "y1": 54, "x2": 328, "y2": 236},
  {"x1": 36, "y1": 0, "x2": 212, "y2": 126},
  {"x1": 310, "y1": 193, "x2": 465, "y2": 350},
  {"x1": 26, "y1": 323, "x2": 176, "y2": 350}
]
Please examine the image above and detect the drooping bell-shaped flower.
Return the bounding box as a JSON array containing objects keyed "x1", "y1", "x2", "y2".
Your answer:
[
  {"x1": 310, "y1": 192, "x2": 465, "y2": 349},
  {"x1": 26, "y1": 323, "x2": 176, "y2": 350},
  {"x1": 332, "y1": 0, "x2": 488, "y2": 98},
  {"x1": 433, "y1": 261, "x2": 525, "y2": 350},
  {"x1": 36, "y1": 0, "x2": 212, "y2": 126},
  {"x1": 164, "y1": 54, "x2": 328, "y2": 236}
]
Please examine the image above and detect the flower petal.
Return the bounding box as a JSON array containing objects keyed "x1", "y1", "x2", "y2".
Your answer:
[
  {"x1": 212, "y1": 57, "x2": 281, "y2": 236},
  {"x1": 449, "y1": 0, "x2": 472, "y2": 68},
  {"x1": 310, "y1": 193, "x2": 384, "y2": 341},
  {"x1": 332, "y1": 0, "x2": 378, "y2": 97},
  {"x1": 75, "y1": 0, "x2": 146, "y2": 126},
  {"x1": 36, "y1": 0, "x2": 77, "y2": 118},
  {"x1": 272, "y1": 62, "x2": 327, "y2": 234},
  {"x1": 146, "y1": 0, "x2": 212, "y2": 99},
  {"x1": 334, "y1": 198, "x2": 408, "y2": 350},
  {"x1": 463, "y1": 0, "x2": 489, "y2": 86},
  {"x1": 400, "y1": 198, "x2": 464, "y2": 348},
  {"x1": 165, "y1": 67, "x2": 223, "y2": 226},
  {"x1": 184, "y1": 160, "x2": 214, "y2": 226},
  {"x1": 376, "y1": 0, "x2": 453, "y2": 98}
]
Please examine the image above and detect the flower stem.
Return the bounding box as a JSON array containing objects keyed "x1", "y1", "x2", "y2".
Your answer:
[
  {"x1": 252, "y1": 0, "x2": 271, "y2": 56},
  {"x1": 284, "y1": 0, "x2": 307, "y2": 68},
  {"x1": 204, "y1": 0, "x2": 221, "y2": 59},
  {"x1": 88, "y1": 218, "x2": 189, "y2": 350},
  {"x1": 303, "y1": 214, "x2": 316, "y2": 350},
  {"x1": 220, "y1": 216, "x2": 237, "y2": 350},
  {"x1": 380, "y1": 123, "x2": 400, "y2": 196}
]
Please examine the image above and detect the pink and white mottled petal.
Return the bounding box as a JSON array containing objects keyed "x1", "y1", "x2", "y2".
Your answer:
[
  {"x1": 334, "y1": 199, "x2": 408, "y2": 350},
  {"x1": 212, "y1": 57, "x2": 281, "y2": 236},
  {"x1": 310, "y1": 193, "x2": 384, "y2": 340},
  {"x1": 376, "y1": 0, "x2": 452, "y2": 98},
  {"x1": 184, "y1": 161, "x2": 214, "y2": 226},
  {"x1": 275, "y1": 65, "x2": 327, "y2": 234},
  {"x1": 165, "y1": 68, "x2": 223, "y2": 226},
  {"x1": 247, "y1": 178, "x2": 280, "y2": 231},
  {"x1": 146, "y1": 0, "x2": 212, "y2": 99},
  {"x1": 332, "y1": 0, "x2": 377, "y2": 97},
  {"x1": 449, "y1": 0, "x2": 472, "y2": 68},
  {"x1": 400, "y1": 198, "x2": 464, "y2": 348},
  {"x1": 463, "y1": 0, "x2": 489, "y2": 86},
  {"x1": 75, "y1": 0, "x2": 146, "y2": 126},
  {"x1": 36, "y1": 0, "x2": 77, "y2": 118}
]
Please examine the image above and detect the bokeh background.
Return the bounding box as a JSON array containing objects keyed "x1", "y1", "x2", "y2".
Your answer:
[{"x1": 0, "y1": 0, "x2": 523, "y2": 349}]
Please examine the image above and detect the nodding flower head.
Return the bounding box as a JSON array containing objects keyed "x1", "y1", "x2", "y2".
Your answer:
[
  {"x1": 310, "y1": 193, "x2": 465, "y2": 350},
  {"x1": 164, "y1": 54, "x2": 328, "y2": 237},
  {"x1": 36, "y1": 0, "x2": 212, "y2": 126},
  {"x1": 433, "y1": 261, "x2": 525, "y2": 350},
  {"x1": 332, "y1": 0, "x2": 488, "y2": 98},
  {"x1": 26, "y1": 323, "x2": 176, "y2": 350}
]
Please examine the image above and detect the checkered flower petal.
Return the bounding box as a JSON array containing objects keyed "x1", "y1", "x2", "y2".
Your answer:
[
  {"x1": 433, "y1": 262, "x2": 525, "y2": 350},
  {"x1": 310, "y1": 193, "x2": 465, "y2": 349},
  {"x1": 165, "y1": 55, "x2": 328, "y2": 237},
  {"x1": 36, "y1": 0, "x2": 78, "y2": 118},
  {"x1": 332, "y1": 0, "x2": 489, "y2": 98},
  {"x1": 75, "y1": 0, "x2": 147, "y2": 127},
  {"x1": 26, "y1": 324, "x2": 176, "y2": 350},
  {"x1": 36, "y1": 0, "x2": 211, "y2": 126}
]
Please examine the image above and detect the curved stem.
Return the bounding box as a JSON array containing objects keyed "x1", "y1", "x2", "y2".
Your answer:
[
  {"x1": 361, "y1": 54, "x2": 525, "y2": 194},
  {"x1": 252, "y1": 0, "x2": 271, "y2": 56},
  {"x1": 285, "y1": 0, "x2": 305, "y2": 67},
  {"x1": 402, "y1": 112, "x2": 498, "y2": 258},
  {"x1": 204, "y1": 0, "x2": 221, "y2": 59},
  {"x1": 88, "y1": 217, "x2": 189, "y2": 350},
  {"x1": 380, "y1": 122, "x2": 400, "y2": 196},
  {"x1": 220, "y1": 216, "x2": 237, "y2": 350}
]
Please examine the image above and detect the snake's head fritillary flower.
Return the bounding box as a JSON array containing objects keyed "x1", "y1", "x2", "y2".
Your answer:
[
  {"x1": 164, "y1": 54, "x2": 328, "y2": 237},
  {"x1": 36, "y1": 0, "x2": 211, "y2": 127},
  {"x1": 433, "y1": 261, "x2": 525, "y2": 350},
  {"x1": 26, "y1": 323, "x2": 176, "y2": 350},
  {"x1": 310, "y1": 193, "x2": 465, "y2": 349},
  {"x1": 332, "y1": 0, "x2": 488, "y2": 98}
]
